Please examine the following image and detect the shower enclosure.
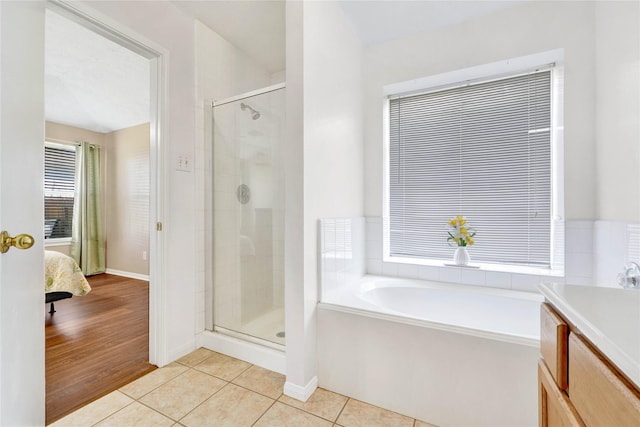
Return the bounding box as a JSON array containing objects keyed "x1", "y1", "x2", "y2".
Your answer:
[{"x1": 210, "y1": 83, "x2": 285, "y2": 348}]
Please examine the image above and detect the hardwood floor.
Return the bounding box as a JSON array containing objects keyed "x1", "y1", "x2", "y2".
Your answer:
[{"x1": 45, "y1": 273, "x2": 156, "y2": 425}]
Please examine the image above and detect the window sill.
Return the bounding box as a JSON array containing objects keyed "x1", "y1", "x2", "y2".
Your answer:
[
  {"x1": 45, "y1": 238, "x2": 72, "y2": 247},
  {"x1": 384, "y1": 255, "x2": 564, "y2": 278}
]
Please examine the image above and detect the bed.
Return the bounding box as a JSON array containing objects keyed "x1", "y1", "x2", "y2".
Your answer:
[{"x1": 45, "y1": 250, "x2": 91, "y2": 314}]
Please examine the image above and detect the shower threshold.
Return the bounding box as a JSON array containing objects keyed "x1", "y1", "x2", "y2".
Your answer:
[{"x1": 214, "y1": 326, "x2": 285, "y2": 352}]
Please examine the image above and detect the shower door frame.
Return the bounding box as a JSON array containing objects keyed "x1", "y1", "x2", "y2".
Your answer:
[
  {"x1": 212, "y1": 82, "x2": 285, "y2": 109},
  {"x1": 210, "y1": 82, "x2": 286, "y2": 350}
]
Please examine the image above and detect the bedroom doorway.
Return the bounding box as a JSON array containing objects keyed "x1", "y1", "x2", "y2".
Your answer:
[{"x1": 43, "y1": 2, "x2": 164, "y2": 424}]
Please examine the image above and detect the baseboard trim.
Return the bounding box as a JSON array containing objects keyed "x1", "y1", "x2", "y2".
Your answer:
[
  {"x1": 284, "y1": 376, "x2": 318, "y2": 402},
  {"x1": 105, "y1": 268, "x2": 149, "y2": 281}
]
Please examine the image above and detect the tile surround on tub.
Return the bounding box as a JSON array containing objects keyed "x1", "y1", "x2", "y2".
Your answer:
[
  {"x1": 417, "y1": 265, "x2": 439, "y2": 281},
  {"x1": 319, "y1": 218, "x2": 366, "y2": 297},
  {"x1": 321, "y1": 217, "x2": 640, "y2": 292},
  {"x1": 359, "y1": 217, "x2": 640, "y2": 291},
  {"x1": 593, "y1": 220, "x2": 640, "y2": 287}
]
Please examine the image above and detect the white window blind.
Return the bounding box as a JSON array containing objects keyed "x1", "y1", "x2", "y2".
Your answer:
[
  {"x1": 388, "y1": 70, "x2": 552, "y2": 266},
  {"x1": 44, "y1": 144, "x2": 76, "y2": 239}
]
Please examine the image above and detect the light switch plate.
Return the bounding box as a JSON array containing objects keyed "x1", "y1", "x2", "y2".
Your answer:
[{"x1": 176, "y1": 153, "x2": 192, "y2": 172}]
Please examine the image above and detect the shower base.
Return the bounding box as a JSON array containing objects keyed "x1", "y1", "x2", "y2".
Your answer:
[
  {"x1": 213, "y1": 307, "x2": 285, "y2": 349},
  {"x1": 241, "y1": 308, "x2": 285, "y2": 347}
]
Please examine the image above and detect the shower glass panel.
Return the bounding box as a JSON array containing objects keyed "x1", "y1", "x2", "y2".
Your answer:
[{"x1": 212, "y1": 85, "x2": 285, "y2": 347}]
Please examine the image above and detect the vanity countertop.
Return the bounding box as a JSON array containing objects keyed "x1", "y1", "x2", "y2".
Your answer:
[{"x1": 538, "y1": 283, "x2": 640, "y2": 390}]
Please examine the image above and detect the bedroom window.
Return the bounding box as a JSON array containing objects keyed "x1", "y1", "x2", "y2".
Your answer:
[
  {"x1": 386, "y1": 63, "x2": 562, "y2": 270},
  {"x1": 44, "y1": 142, "x2": 76, "y2": 240}
]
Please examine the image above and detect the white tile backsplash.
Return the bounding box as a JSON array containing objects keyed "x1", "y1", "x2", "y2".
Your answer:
[
  {"x1": 382, "y1": 262, "x2": 399, "y2": 277},
  {"x1": 460, "y1": 268, "x2": 487, "y2": 287},
  {"x1": 439, "y1": 267, "x2": 461, "y2": 284},
  {"x1": 484, "y1": 271, "x2": 512, "y2": 289},
  {"x1": 565, "y1": 225, "x2": 593, "y2": 254},
  {"x1": 511, "y1": 273, "x2": 542, "y2": 292},
  {"x1": 319, "y1": 217, "x2": 366, "y2": 296},
  {"x1": 366, "y1": 239, "x2": 382, "y2": 261},
  {"x1": 594, "y1": 220, "x2": 634, "y2": 286},
  {"x1": 366, "y1": 217, "x2": 382, "y2": 242},
  {"x1": 397, "y1": 263, "x2": 419, "y2": 279},
  {"x1": 367, "y1": 259, "x2": 383, "y2": 275},
  {"x1": 320, "y1": 216, "x2": 640, "y2": 294},
  {"x1": 627, "y1": 224, "x2": 640, "y2": 264},
  {"x1": 565, "y1": 252, "x2": 593, "y2": 279},
  {"x1": 417, "y1": 265, "x2": 439, "y2": 281}
]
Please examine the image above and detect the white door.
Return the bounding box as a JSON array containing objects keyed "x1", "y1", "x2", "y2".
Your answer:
[{"x1": 0, "y1": 1, "x2": 46, "y2": 425}]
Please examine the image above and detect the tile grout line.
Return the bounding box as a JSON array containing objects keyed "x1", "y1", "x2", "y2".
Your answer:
[
  {"x1": 119, "y1": 363, "x2": 189, "y2": 400},
  {"x1": 148, "y1": 361, "x2": 342, "y2": 426},
  {"x1": 270, "y1": 397, "x2": 342, "y2": 426},
  {"x1": 172, "y1": 372, "x2": 233, "y2": 425},
  {"x1": 250, "y1": 395, "x2": 279, "y2": 426},
  {"x1": 133, "y1": 365, "x2": 229, "y2": 421},
  {"x1": 333, "y1": 396, "x2": 351, "y2": 425},
  {"x1": 89, "y1": 393, "x2": 138, "y2": 427},
  {"x1": 275, "y1": 393, "x2": 346, "y2": 423},
  {"x1": 117, "y1": 362, "x2": 232, "y2": 425},
  {"x1": 82, "y1": 348, "x2": 429, "y2": 427}
]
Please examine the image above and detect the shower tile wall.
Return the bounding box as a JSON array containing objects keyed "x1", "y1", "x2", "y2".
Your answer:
[
  {"x1": 241, "y1": 209, "x2": 275, "y2": 323},
  {"x1": 320, "y1": 217, "x2": 640, "y2": 293}
]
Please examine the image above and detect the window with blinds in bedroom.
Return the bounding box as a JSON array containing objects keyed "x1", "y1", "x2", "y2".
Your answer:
[
  {"x1": 386, "y1": 67, "x2": 559, "y2": 269},
  {"x1": 44, "y1": 142, "x2": 76, "y2": 240}
]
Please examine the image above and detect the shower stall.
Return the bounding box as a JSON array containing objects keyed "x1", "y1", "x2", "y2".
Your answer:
[{"x1": 210, "y1": 83, "x2": 286, "y2": 350}]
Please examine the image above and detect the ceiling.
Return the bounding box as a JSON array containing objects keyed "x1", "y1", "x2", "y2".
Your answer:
[
  {"x1": 45, "y1": 1, "x2": 523, "y2": 134},
  {"x1": 45, "y1": 9, "x2": 150, "y2": 134}
]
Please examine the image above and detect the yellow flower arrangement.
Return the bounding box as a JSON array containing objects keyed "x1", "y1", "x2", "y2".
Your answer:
[{"x1": 447, "y1": 215, "x2": 476, "y2": 247}]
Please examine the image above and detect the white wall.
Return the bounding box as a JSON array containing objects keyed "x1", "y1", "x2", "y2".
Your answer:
[
  {"x1": 284, "y1": 0, "x2": 365, "y2": 398},
  {"x1": 77, "y1": 0, "x2": 197, "y2": 363},
  {"x1": 284, "y1": 0, "x2": 307, "y2": 397},
  {"x1": 595, "y1": 1, "x2": 640, "y2": 221},
  {"x1": 363, "y1": 1, "x2": 597, "y2": 221}
]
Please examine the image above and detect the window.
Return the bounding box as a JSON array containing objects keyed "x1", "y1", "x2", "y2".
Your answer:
[
  {"x1": 44, "y1": 143, "x2": 76, "y2": 240},
  {"x1": 387, "y1": 68, "x2": 556, "y2": 268}
]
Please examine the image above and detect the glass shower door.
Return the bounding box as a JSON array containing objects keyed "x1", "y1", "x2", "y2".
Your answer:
[{"x1": 212, "y1": 85, "x2": 285, "y2": 347}]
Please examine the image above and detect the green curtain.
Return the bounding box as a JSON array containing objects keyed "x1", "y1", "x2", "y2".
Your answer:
[{"x1": 70, "y1": 141, "x2": 105, "y2": 275}]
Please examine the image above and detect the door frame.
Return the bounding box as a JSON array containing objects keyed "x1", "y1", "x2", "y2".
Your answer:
[{"x1": 48, "y1": 0, "x2": 168, "y2": 366}]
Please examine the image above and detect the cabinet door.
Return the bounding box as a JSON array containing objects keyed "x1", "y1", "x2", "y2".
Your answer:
[
  {"x1": 568, "y1": 334, "x2": 640, "y2": 426},
  {"x1": 540, "y1": 303, "x2": 569, "y2": 389},
  {"x1": 539, "y1": 360, "x2": 584, "y2": 427}
]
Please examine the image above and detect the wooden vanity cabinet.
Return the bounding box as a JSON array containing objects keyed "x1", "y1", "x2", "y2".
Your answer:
[
  {"x1": 538, "y1": 360, "x2": 584, "y2": 427},
  {"x1": 539, "y1": 303, "x2": 640, "y2": 427},
  {"x1": 540, "y1": 303, "x2": 568, "y2": 390}
]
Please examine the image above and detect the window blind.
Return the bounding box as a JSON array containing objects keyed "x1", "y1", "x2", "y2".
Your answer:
[
  {"x1": 44, "y1": 144, "x2": 76, "y2": 239},
  {"x1": 388, "y1": 70, "x2": 552, "y2": 266}
]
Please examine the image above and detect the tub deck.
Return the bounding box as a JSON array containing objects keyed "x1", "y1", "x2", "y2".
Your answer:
[{"x1": 321, "y1": 275, "x2": 543, "y2": 346}]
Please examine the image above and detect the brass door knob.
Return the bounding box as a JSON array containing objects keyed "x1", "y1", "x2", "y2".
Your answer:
[{"x1": 0, "y1": 230, "x2": 35, "y2": 253}]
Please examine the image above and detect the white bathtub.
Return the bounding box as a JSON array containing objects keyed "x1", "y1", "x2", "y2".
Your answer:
[
  {"x1": 322, "y1": 276, "x2": 542, "y2": 345},
  {"x1": 318, "y1": 275, "x2": 542, "y2": 427}
]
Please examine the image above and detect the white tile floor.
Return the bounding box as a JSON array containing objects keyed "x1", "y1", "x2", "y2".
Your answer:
[{"x1": 51, "y1": 348, "x2": 438, "y2": 427}]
